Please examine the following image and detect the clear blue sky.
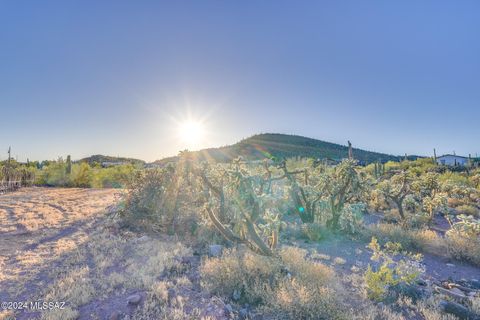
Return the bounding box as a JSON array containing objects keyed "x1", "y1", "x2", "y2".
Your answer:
[{"x1": 1, "y1": 1, "x2": 479, "y2": 162}]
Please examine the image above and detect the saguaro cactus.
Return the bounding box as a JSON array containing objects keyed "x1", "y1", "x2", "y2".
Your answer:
[{"x1": 66, "y1": 155, "x2": 72, "y2": 175}]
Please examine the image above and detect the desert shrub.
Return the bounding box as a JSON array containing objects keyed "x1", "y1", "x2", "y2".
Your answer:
[
  {"x1": 455, "y1": 204, "x2": 479, "y2": 217},
  {"x1": 368, "y1": 189, "x2": 389, "y2": 212},
  {"x1": 91, "y1": 164, "x2": 135, "y2": 188},
  {"x1": 364, "y1": 238, "x2": 424, "y2": 301},
  {"x1": 42, "y1": 159, "x2": 70, "y2": 187},
  {"x1": 69, "y1": 163, "x2": 92, "y2": 187},
  {"x1": 121, "y1": 167, "x2": 179, "y2": 232},
  {"x1": 201, "y1": 248, "x2": 283, "y2": 305},
  {"x1": 300, "y1": 222, "x2": 326, "y2": 242},
  {"x1": 447, "y1": 197, "x2": 465, "y2": 208},
  {"x1": 0, "y1": 162, "x2": 36, "y2": 186},
  {"x1": 364, "y1": 223, "x2": 445, "y2": 254},
  {"x1": 34, "y1": 158, "x2": 135, "y2": 188},
  {"x1": 472, "y1": 296, "x2": 480, "y2": 315},
  {"x1": 201, "y1": 247, "x2": 349, "y2": 319},
  {"x1": 439, "y1": 172, "x2": 472, "y2": 187},
  {"x1": 384, "y1": 161, "x2": 402, "y2": 173},
  {"x1": 446, "y1": 215, "x2": 480, "y2": 265}
]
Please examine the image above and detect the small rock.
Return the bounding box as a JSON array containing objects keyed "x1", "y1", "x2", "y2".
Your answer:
[
  {"x1": 224, "y1": 303, "x2": 233, "y2": 314},
  {"x1": 446, "y1": 263, "x2": 455, "y2": 267},
  {"x1": 416, "y1": 279, "x2": 427, "y2": 286},
  {"x1": 355, "y1": 249, "x2": 363, "y2": 255},
  {"x1": 468, "y1": 291, "x2": 477, "y2": 297},
  {"x1": 232, "y1": 289, "x2": 241, "y2": 301},
  {"x1": 209, "y1": 244, "x2": 223, "y2": 257},
  {"x1": 450, "y1": 287, "x2": 466, "y2": 297},
  {"x1": 127, "y1": 294, "x2": 142, "y2": 305},
  {"x1": 350, "y1": 266, "x2": 360, "y2": 273},
  {"x1": 439, "y1": 300, "x2": 473, "y2": 319},
  {"x1": 135, "y1": 235, "x2": 149, "y2": 243},
  {"x1": 108, "y1": 311, "x2": 121, "y2": 320}
]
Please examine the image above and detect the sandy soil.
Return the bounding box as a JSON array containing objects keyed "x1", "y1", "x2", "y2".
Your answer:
[
  {"x1": 0, "y1": 188, "x2": 225, "y2": 320},
  {"x1": 0, "y1": 188, "x2": 119, "y2": 319},
  {"x1": 1, "y1": 188, "x2": 478, "y2": 320}
]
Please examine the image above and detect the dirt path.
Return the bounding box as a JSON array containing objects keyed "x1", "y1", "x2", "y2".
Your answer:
[
  {"x1": 0, "y1": 188, "x2": 120, "y2": 319},
  {"x1": 292, "y1": 235, "x2": 480, "y2": 285}
]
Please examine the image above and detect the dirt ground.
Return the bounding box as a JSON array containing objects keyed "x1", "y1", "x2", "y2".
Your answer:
[
  {"x1": 0, "y1": 188, "x2": 225, "y2": 320},
  {"x1": 1, "y1": 188, "x2": 479, "y2": 320}
]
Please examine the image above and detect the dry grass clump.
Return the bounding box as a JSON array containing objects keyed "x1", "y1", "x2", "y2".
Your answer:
[
  {"x1": 445, "y1": 232, "x2": 480, "y2": 266},
  {"x1": 471, "y1": 296, "x2": 480, "y2": 315},
  {"x1": 447, "y1": 197, "x2": 465, "y2": 208},
  {"x1": 124, "y1": 241, "x2": 191, "y2": 289},
  {"x1": 40, "y1": 307, "x2": 79, "y2": 320},
  {"x1": 455, "y1": 204, "x2": 479, "y2": 217},
  {"x1": 363, "y1": 296, "x2": 458, "y2": 320},
  {"x1": 35, "y1": 227, "x2": 192, "y2": 319},
  {"x1": 364, "y1": 223, "x2": 445, "y2": 254},
  {"x1": 125, "y1": 278, "x2": 218, "y2": 320},
  {"x1": 43, "y1": 266, "x2": 95, "y2": 306},
  {"x1": 367, "y1": 221, "x2": 480, "y2": 267},
  {"x1": 201, "y1": 248, "x2": 283, "y2": 305},
  {"x1": 300, "y1": 222, "x2": 327, "y2": 242},
  {"x1": 201, "y1": 246, "x2": 349, "y2": 319}
]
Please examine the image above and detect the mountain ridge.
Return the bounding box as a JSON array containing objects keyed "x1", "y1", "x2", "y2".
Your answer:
[{"x1": 153, "y1": 133, "x2": 420, "y2": 165}]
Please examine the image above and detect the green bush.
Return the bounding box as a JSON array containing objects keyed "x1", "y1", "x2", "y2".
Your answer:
[
  {"x1": 120, "y1": 167, "x2": 179, "y2": 232},
  {"x1": 364, "y1": 238, "x2": 424, "y2": 301},
  {"x1": 91, "y1": 164, "x2": 135, "y2": 188},
  {"x1": 70, "y1": 163, "x2": 92, "y2": 187},
  {"x1": 34, "y1": 159, "x2": 135, "y2": 188}
]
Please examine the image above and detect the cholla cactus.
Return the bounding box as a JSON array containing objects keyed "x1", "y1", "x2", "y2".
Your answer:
[
  {"x1": 447, "y1": 214, "x2": 480, "y2": 238},
  {"x1": 277, "y1": 159, "x2": 317, "y2": 223},
  {"x1": 316, "y1": 159, "x2": 365, "y2": 229},
  {"x1": 376, "y1": 171, "x2": 413, "y2": 221},
  {"x1": 412, "y1": 172, "x2": 448, "y2": 220},
  {"x1": 195, "y1": 159, "x2": 283, "y2": 256}
]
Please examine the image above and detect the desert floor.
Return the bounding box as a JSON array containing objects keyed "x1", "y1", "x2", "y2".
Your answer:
[{"x1": 1, "y1": 188, "x2": 479, "y2": 320}]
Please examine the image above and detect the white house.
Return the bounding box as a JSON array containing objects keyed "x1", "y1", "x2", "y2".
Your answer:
[{"x1": 436, "y1": 154, "x2": 469, "y2": 166}]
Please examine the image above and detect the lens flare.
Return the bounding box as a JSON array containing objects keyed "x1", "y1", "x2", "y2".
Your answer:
[{"x1": 178, "y1": 120, "x2": 205, "y2": 147}]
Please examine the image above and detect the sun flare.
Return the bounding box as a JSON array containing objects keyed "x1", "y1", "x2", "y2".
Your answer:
[{"x1": 178, "y1": 120, "x2": 205, "y2": 147}]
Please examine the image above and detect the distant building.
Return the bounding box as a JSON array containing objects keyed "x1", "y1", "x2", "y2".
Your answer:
[{"x1": 436, "y1": 154, "x2": 469, "y2": 166}]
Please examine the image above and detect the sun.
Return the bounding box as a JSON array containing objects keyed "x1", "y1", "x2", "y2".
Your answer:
[{"x1": 178, "y1": 120, "x2": 205, "y2": 147}]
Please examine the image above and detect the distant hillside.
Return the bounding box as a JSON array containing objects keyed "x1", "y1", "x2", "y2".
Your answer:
[
  {"x1": 153, "y1": 133, "x2": 414, "y2": 165},
  {"x1": 79, "y1": 155, "x2": 145, "y2": 166}
]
